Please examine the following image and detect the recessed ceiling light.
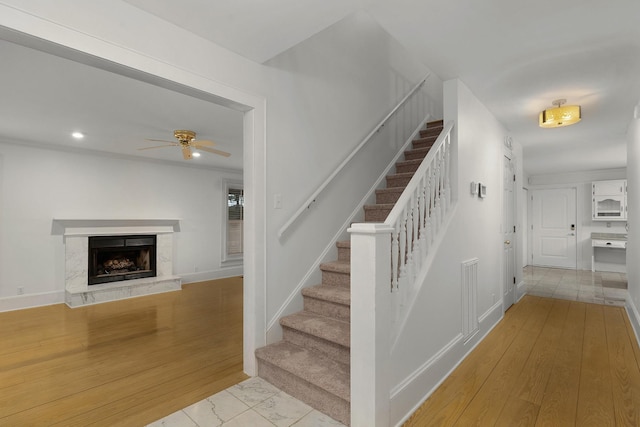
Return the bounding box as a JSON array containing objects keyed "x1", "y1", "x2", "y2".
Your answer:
[
  {"x1": 71, "y1": 132, "x2": 85, "y2": 139},
  {"x1": 192, "y1": 152, "x2": 201, "y2": 158}
]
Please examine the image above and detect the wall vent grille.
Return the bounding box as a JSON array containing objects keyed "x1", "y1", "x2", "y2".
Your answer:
[{"x1": 462, "y1": 258, "x2": 479, "y2": 341}]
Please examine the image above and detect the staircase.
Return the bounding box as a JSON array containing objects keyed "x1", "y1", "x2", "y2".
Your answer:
[{"x1": 255, "y1": 120, "x2": 445, "y2": 425}]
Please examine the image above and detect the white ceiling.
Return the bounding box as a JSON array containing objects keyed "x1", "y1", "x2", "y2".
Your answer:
[
  {"x1": 0, "y1": 39, "x2": 244, "y2": 170},
  {"x1": 2, "y1": 2, "x2": 639, "y2": 176},
  {"x1": 125, "y1": 0, "x2": 640, "y2": 176}
]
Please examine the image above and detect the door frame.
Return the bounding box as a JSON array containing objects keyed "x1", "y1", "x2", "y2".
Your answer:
[{"x1": 502, "y1": 150, "x2": 517, "y2": 311}]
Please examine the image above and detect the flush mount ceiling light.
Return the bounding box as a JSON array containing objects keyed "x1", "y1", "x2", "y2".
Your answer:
[
  {"x1": 539, "y1": 99, "x2": 581, "y2": 128},
  {"x1": 71, "y1": 131, "x2": 85, "y2": 139}
]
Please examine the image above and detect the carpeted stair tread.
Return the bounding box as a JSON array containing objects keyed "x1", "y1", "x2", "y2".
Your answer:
[
  {"x1": 428, "y1": 119, "x2": 444, "y2": 127},
  {"x1": 404, "y1": 147, "x2": 431, "y2": 161},
  {"x1": 396, "y1": 158, "x2": 423, "y2": 171},
  {"x1": 386, "y1": 172, "x2": 414, "y2": 180},
  {"x1": 419, "y1": 126, "x2": 444, "y2": 138},
  {"x1": 412, "y1": 138, "x2": 437, "y2": 150},
  {"x1": 412, "y1": 136, "x2": 437, "y2": 144},
  {"x1": 376, "y1": 187, "x2": 405, "y2": 204},
  {"x1": 397, "y1": 158, "x2": 423, "y2": 166},
  {"x1": 376, "y1": 187, "x2": 405, "y2": 194},
  {"x1": 363, "y1": 203, "x2": 395, "y2": 211},
  {"x1": 336, "y1": 240, "x2": 350, "y2": 249},
  {"x1": 320, "y1": 260, "x2": 350, "y2": 274},
  {"x1": 256, "y1": 341, "x2": 350, "y2": 402},
  {"x1": 302, "y1": 284, "x2": 351, "y2": 308},
  {"x1": 281, "y1": 311, "x2": 350, "y2": 348}
]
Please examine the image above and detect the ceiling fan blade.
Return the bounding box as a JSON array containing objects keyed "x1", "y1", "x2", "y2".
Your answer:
[
  {"x1": 198, "y1": 146, "x2": 231, "y2": 157},
  {"x1": 192, "y1": 139, "x2": 215, "y2": 147},
  {"x1": 145, "y1": 138, "x2": 176, "y2": 143},
  {"x1": 182, "y1": 146, "x2": 193, "y2": 160},
  {"x1": 138, "y1": 144, "x2": 178, "y2": 151}
]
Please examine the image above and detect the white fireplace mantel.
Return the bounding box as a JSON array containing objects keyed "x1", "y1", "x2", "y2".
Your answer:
[
  {"x1": 52, "y1": 218, "x2": 181, "y2": 236},
  {"x1": 54, "y1": 218, "x2": 182, "y2": 307}
]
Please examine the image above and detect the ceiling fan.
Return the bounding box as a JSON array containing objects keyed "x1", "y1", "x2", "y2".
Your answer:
[{"x1": 139, "y1": 130, "x2": 231, "y2": 160}]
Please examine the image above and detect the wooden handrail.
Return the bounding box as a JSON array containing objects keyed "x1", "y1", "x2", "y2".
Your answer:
[{"x1": 277, "y1": 73, "x2": 431, "y2": 239}]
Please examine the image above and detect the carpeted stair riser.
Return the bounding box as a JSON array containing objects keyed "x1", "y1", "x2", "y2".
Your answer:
[
  {"x1": 320, "y1": 261, "x2": 351, "y2": 287},
  {"x1": 419, "y1": 125, "x2": 443, "y2": 138},
  {"x1": 303, "y1": 294, "x2": 350, "y2": 321},
  {"x1": 256, "y1": 346, "x2": 350, "y2": 426},
  {"x1": 412, "y1": 136, "x2": 437, "y2": 150},
  {"x1": 395, "y1": 159, "x2": 423, "y2": 174},
  {"x1": 386, "y1": 173, "x2": 413, "y2": 188},
  {"x1": 336, "y1": 241, "x2": 351, "y2": 262},
  {"x1": 364, "y1": 205, "x2": 393, "y2": 222},
  {"x1": 280, "y1": 311, "x2": 350, "y2": 362},
  {"x1": 282, "y1": 326, "x2": 350, "y2": 365},
  {"x1": 404, "y1": 147, "x2": 430, "y2": 161},
  {"x1": 321, "y1": 270, "x2": 350, "y2": 287},
  {"x1": 376, "y1": 187, "x2": 405, "y2": 204},
  {"x1": 302, "y1": 283, "x2": 351, "y2": 327}
]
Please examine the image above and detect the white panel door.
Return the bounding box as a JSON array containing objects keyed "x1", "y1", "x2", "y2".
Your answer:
[
  {"x1": 532, "y1": 188, "x2": 577, "y2": 268},
  {"x1": 503, "y1": 156, "x2": 516, "y2": 309}
]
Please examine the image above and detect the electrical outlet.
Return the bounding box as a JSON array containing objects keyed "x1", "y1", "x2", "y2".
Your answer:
[{"x1": 17, "y1": 287, "x2": 24, "y2": 295}]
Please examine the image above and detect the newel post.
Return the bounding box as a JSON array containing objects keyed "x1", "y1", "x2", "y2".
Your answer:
[{"x1": 348, "y1": 223, "x2": 392, "y2": 427}]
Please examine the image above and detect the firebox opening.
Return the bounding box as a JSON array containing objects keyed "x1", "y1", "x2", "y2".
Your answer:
[{"x1": 88, "y1": 235, "x2": 157, "y2": 285}]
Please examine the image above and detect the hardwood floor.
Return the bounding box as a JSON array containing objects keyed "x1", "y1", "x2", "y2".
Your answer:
[
  {"x1": 0, "y1": 277, "x2": 246, "y2": 426},
  {"x1": 403, "y1": 295, "x2": 640, "y2": 427}
]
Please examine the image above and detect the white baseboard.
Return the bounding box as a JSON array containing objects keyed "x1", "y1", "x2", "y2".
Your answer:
[
  {"x1": 0, "y1": 268, "x2": 241, "y2": 313},
  {"x1": 0, "y1": 290, "x2": 64, "y2": 312},
  {"x1": 516, "y1": 280, "x2": 526, "y2": 302},
  {"x1": 180, "y1": 267, "x2": 243, "y2": 283},
  {"x1": 626, "y1": 297, "x2": 640, "y2": 348},
  {"x1": 390, "y1": 300, "x2": 503, "y2": 426}
]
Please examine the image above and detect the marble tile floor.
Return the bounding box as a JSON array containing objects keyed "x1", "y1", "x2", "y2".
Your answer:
[
  {"x1": 524, "y1": 265, "x2": 628, "y2": 307},
  {"x1": 146, "y1": 377, "x2": 346, "y2": 427}
]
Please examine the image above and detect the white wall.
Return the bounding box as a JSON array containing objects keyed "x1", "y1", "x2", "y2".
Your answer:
[
  {"x1": 627, "y1": 114, "x2": 640, "y2": 342},
  {"x1": 0, "y1": 141, "x2": 242, "y2": 305},
  {"x1": 389, "y1": 79, "x2": 517, "y2": 423},
  {"x1": 527, "y1": 169, "x2": 627, "y2": 271},
  {"x1": 261, "y1": 11, "x2": 442, "y2": 340}
]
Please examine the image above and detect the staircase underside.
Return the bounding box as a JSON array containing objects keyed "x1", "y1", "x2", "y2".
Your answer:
[{"x1": 255, "y1": 119, "x2": 444, "y2": 425}]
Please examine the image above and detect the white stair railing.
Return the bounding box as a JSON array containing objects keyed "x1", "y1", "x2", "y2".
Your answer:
[
  {"x1": 349, "y1": 121, "x2": 454, "y2": 427},
  {"x1": 385, "y1": 121, "x2": 453, "y2": 326}
]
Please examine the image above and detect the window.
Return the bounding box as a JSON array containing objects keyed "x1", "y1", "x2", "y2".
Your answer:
[{"x1": 222, "y1": 180, "x2": 243, "y2": 263}]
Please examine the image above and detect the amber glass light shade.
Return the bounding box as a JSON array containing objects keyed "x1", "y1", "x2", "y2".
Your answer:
[{"x1": 539, "y1": 100, "x2": 581, "y2": 128}]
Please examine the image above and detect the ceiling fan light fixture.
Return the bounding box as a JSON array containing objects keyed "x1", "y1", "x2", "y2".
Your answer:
[
  {"x1": 192, "y1": 152, "x2": 201, "y2": 158},
  {"x1": 539, "y1": 99, "x2": 581, "y2": 128}
]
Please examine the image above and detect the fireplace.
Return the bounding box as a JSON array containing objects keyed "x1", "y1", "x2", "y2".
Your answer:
[{"x1": 88, "y1": 235, "x2": 157, "y2": 285}]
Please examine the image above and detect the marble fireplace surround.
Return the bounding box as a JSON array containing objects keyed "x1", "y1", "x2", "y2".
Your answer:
[{"x1": 53, "y1": 219, "x2": 182, "y2": 307}]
